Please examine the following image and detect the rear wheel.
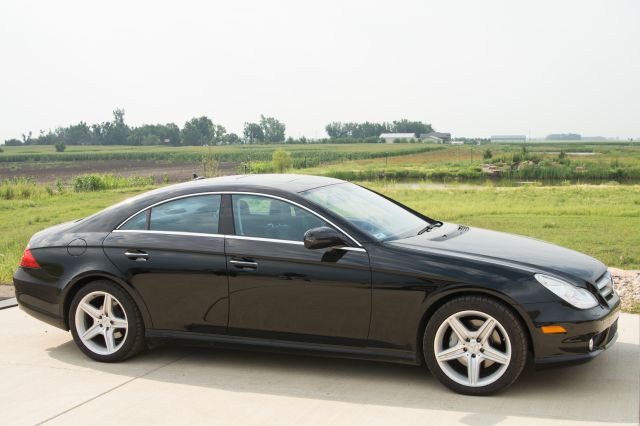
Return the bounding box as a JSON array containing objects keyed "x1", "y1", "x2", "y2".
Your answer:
[
  {"x1": 423, "y1": 296, "x2": 528, "y2": 395},
  {"x1": 69, "y1": 280, "x2": 146, "y2": 362}
]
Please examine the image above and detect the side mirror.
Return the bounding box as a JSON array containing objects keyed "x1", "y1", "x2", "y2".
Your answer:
[{"x1": 303, "y1": 227, "x2": 346, "y2": 250}]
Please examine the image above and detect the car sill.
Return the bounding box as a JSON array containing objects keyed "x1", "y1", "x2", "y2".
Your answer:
[{"x1": 146, "y1": 330, "x2": 418, "y2": 365}]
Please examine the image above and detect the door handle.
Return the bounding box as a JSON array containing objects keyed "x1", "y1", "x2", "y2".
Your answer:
[
  {"x1": 124, "y1": 250, "x2": 149, "y2": 261},
  {"x1": 229, "y1": 259, "x2": 258, "y2": 269}
]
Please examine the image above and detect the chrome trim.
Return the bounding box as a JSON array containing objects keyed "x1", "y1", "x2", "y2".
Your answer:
[
  {"x1": 229, "y1": 260, "x2": 258, "y2": 268},
  {"x1": 115, "y1": 191, "x2": 363, "y2": 248},
  {"x1": 335, "y1": 246, "x2": 367, "y2": 253},
  {"x1": 112, "y1": 229, "x2": 225, "y2": 239},
  {"x1": 226, "y1": 235, "x2": 304, "y2": 245},
  {"x1": 595, "y1": 272, "x2": 615, "y2": 299}
]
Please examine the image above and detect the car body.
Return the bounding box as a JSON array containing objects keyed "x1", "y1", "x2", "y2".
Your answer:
[{"x1": 14, "y1": 174, "x2": 620, "y2": 394}]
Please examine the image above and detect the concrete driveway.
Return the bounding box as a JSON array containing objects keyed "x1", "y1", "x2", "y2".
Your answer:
[{"x1": 0, "y1": 307, "x2": 638, "y2": 426}]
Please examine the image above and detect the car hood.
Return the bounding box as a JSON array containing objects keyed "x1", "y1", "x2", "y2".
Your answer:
[{"x1": 386, "y1": 223, "x2": 606, "y2": 284}]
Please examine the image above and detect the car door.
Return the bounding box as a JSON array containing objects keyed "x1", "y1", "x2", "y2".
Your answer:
[
  {"x1": 103, "y1": 194, "x2": 229, "y2": 333},
  {"x1": 225, "y1": 193, "x2": 371, "y2": 345}
]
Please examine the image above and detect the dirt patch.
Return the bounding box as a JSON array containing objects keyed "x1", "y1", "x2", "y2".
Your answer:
[{"x1": 0, "y1": 160, "x2": 239, "y2": 184}]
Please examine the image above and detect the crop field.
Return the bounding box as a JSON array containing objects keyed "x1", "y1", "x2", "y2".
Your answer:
[{"x1": 0, "y1": 143, "x2": 443, "y2": 184}]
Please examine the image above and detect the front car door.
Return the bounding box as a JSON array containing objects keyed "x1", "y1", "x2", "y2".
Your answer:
[
  {"x1": 103, "y1": 194, "x2": 228, "y2": 333},
  {"x1": 224, "y1": 193, "x2": 371, "y2": 345}
]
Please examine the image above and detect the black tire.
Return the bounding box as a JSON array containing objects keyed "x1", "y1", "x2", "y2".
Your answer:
[
  {"x1": 423, "y1": 296, "x2": 528, "y2": 396},
  {"x1": 69, "y1": 280, "x2": 146, "y2": 362}
]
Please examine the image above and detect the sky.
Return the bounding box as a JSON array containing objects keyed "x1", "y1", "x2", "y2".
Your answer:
[{"x1": 1, "y1": 0, "x2": 638, "y2": 142}]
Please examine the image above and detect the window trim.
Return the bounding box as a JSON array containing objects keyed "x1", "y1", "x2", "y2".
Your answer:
[{"x1": 114, "y1": 191, "x2": 364, "y2": 249}]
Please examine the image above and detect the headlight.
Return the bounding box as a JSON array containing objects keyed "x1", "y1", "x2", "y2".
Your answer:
[{"x1": 534, "y1": 274, "x2": 599, "y2": 309}]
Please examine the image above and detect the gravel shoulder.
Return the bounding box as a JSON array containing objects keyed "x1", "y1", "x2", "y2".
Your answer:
[
  {"x1": 0, "y1": 285, "x2": 15, "y2": 301},
  {"x1": 609, "y1": 268, "x2": 640, "y2": 312}
]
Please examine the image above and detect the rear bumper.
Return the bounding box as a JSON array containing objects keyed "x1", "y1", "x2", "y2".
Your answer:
[
  {"x1": 14, "y1": 268, "x2": 67, "y2": 330},
  {"x1": 525, "y1": 294, "x2": 620, "y2": 367}
]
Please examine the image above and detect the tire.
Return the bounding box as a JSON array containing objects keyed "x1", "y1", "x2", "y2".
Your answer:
[
  {"x1": 69, "y1": 280, "x2": 146, "y2": 362},
  {"x1": 423, "y1": 296, "x2": 528, "y2": 396}
]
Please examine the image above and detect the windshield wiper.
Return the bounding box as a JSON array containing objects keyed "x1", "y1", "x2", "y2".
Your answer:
[{"x1": 417, "y1": 221, "x2": 443, "y2": 235}]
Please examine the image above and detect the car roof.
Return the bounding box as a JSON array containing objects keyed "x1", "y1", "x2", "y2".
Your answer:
[
  {"x1": 162, "y1": 174, "x2": 345, "y2": 194},
  {"x1": 72, "y1": 174, "x2": 347, "y2": 232}
]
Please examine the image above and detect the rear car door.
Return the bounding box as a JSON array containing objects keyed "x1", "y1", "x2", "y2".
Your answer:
[
  {"x1": 103, "y1": 194, "x2": 228, "y2": 333},
  {"x1": 225, "y1": 193, "x2": 371, "y2": 345}
]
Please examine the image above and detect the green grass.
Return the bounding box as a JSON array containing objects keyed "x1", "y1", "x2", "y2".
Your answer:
[
  {"x1": 1, "y1": 183, "x2": 638, "y2": 285},
  {"x1": 301, "y1": 144, "x2": 640, "y2": 182}
]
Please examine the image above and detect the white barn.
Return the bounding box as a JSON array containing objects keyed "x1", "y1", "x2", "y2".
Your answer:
[{"x1": 379, "y1": 133, "x2": 416, "y2": 143}]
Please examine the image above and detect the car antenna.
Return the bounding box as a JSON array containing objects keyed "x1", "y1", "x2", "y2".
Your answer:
[{"x1": 192, "y1": 173, "x2": 205, "y2": 181}]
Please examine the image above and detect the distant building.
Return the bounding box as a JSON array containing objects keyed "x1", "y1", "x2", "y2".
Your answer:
[
  {"x1": 379, "y1": 133, "x2": 416, "y2": 143},
  {"x1": 546, "y1": 133, "x2": 581, "y2": 141},
  {"x1": 491, "y1": 135, "x2": 526, "y2": 143},
  {"x1": 420, "y1": 132, "x2": 452, "y2": 143}
]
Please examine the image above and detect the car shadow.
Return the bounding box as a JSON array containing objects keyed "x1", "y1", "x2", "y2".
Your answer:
[{"x1": 46, "y1": 340, "x2": 639, "y2": 424}]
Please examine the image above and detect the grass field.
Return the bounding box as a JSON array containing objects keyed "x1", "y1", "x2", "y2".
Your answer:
[
  {"x1": 1, "y1": 183, "x2": 638, "y2": 285},
  {"x1": 300, "y1": 144, "x2": 640, "y2": 182}
]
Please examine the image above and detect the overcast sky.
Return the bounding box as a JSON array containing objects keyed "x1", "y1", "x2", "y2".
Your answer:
[{"x1": 1, "y1": 0, "x2": 638, "y2": 141}]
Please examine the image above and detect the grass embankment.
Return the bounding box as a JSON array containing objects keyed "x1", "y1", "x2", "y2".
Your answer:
[
  {"x1": 302, "y1": 144, "x2": 640, "y2": 182},
  {"x1": 1, "y1": 183, "x2": 638, "y2": 285}
]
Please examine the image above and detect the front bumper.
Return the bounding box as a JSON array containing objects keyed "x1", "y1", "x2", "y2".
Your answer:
[{"x1": 523, "y1": 292, "x2": 620, "y2": 367}]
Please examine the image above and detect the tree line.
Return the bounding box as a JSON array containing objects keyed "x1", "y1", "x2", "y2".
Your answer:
[
  {"x1": 4, "y1": 109, "x2": 287, "y2": 147},
  {"x1": 3, "y1": 110, "x2": 437, "y2": 146},
  {"x1": 325, "y1": 119, "x2": 433, "y2": 139}
]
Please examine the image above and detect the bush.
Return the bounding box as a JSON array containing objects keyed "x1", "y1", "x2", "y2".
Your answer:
[
  {"x1": 272, "y1": 149, "x2": 292, "y2": 173},
  {"x1": 73, "y1": 174, "x2": 154, "y2": 192},
  {"x1": 55, "y1": 142, "x2": 66, "y2": 152}
]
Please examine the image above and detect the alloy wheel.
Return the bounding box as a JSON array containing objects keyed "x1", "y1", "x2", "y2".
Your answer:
[
  {"x1": 74, "y1": 291, "x2": 129, "y2": 356},
  {"x1": 433, "y1": 310, "x2": 511, "y2": 387}
]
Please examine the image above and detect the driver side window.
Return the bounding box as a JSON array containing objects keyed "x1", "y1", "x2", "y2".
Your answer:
[{"x1": 231, "y1": 194, "x2": 329, "y2": 242}]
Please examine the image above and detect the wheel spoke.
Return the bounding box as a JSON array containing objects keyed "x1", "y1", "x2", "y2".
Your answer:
[
  {"x1": 111, "y1": 317, "x2": 128, "y2": 329},
  {"x1": 81, "y1": 322, "x2": 101, "y2": 341},
  {"x1": 103, "y1": 294, "x2": 113, "y2": 316},
  {"x1": 436, "y1": 344, "x2": 466, "y2": 362},
  {"x1": 482, "y1": 345, "x2": 510, "y2": 365},
  {"x1": 104, "y1": 328, "x2": 116, "y2": 353},
  {"x1": 467, "y1": 355, "x2": 480, "y2": 386},
  {"x1": 79, "y1": 302, "x2": 102, "y2": 320},
  {"x1": 475, "y1": 318, "x2": 495, "y2": 344},
  {"x1": 448, "y1": 317, "x2": 471, "y2": 341}
]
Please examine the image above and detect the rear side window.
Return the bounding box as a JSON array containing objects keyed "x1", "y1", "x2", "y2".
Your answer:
[
  {"x1": 150, "y1": 195, "x2": 221, "y2": 234},
  {"x1": 120, "y1": 210, "x2": 148, "y2": 230}
]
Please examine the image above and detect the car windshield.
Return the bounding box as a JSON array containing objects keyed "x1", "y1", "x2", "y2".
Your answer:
[{"x1": 300, "y1": 183, "x2": 428, "y2": 241}]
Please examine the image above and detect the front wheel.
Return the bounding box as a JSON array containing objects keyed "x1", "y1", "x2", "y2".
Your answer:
[
  {"x1": 423, "y1": 296, "x2": 528, "y2": 395},
  {"x1": 69, "y1": 280, "x2": 146, "y2": 362}
]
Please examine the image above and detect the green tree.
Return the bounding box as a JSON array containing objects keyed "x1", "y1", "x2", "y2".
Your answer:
[
  {"x1": 272, "y1": 149, "x2": 292, "y2": 172},
  {"x1": 101, "y1": 109, "x2": 130, "y2": 145},
  {"x1": 243, "y1": 122, "x2": 264, "y2": 144},
  {"x1": 212, "y1": 124, "x2": 227, "y2": 145},
  {"x1": 4, "y1": 138, "x2": 22, "y2": 146},
  {"x1": 483, "y1": 149, "x2": 493, "y2": 160},
  {"x1": 182, "y1": 116, "x2": 215, "y2": 146},
  {"x1": 260, "y1": 115, "x2": 286, "y2": 143},
  {"x1": 55, "y1": 142, "x2": 66, "y2": 152},
  {"x1": 224, "y1": 133, "x2": 241, "y2": 144},
  {"x1": 391, "y1": 119, "x2": 432, "y2": 136}
]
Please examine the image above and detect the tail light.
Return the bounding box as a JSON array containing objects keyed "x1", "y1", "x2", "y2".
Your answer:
[{"x1": 20, "y1": 246, "x2": 41, "y2": 269}]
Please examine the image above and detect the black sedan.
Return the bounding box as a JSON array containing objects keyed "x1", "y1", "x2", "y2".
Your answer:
[{"x1": 14, "y1": 175, "x2": 619, "y2": 395}]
